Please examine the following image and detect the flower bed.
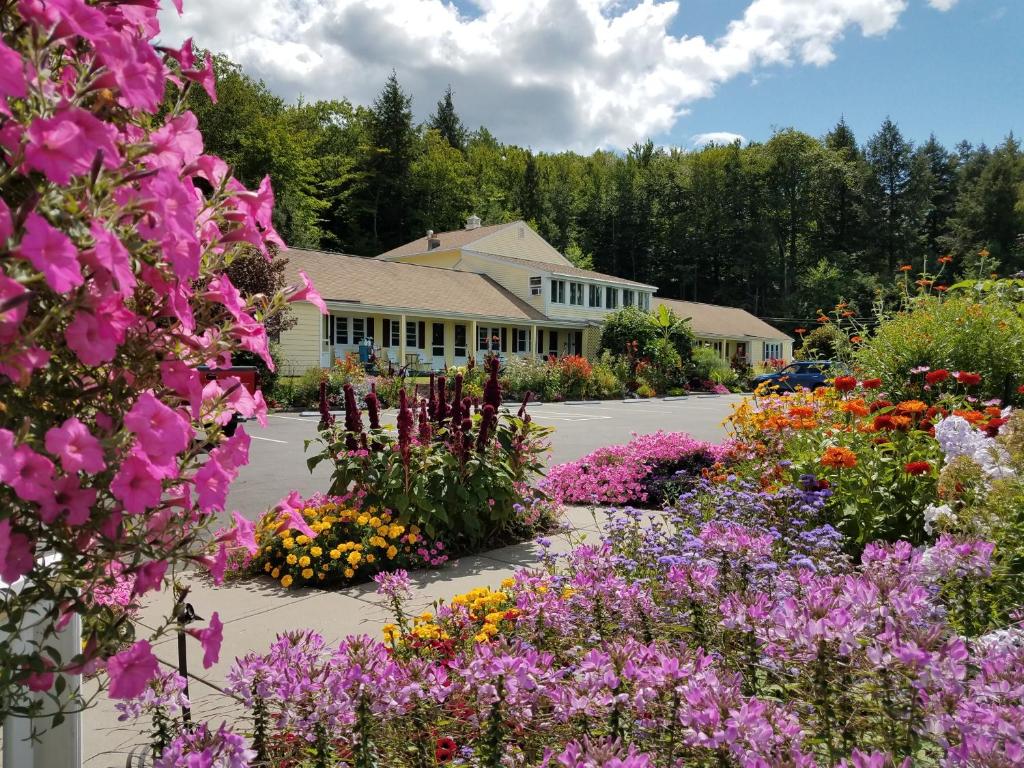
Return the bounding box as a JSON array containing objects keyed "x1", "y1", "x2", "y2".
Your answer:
[{"x1": 543, "y1": 431, "x2": 726, "y2": 506}]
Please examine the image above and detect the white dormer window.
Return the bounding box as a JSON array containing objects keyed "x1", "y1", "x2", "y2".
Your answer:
[
  {"x1": 551, "y1": 279, "x2": 565, "y2": 304},
  {"x1": 569, "y1": 282, "x2": 584, "y2": 306},
  {"x1": 589, "y1": 285, "x2": 601, "y2": 308},
  {"x1": 605, "y1": 286, "x2": 618, "y2": 309},
  {"x1": 530, "y1": 276, "x2": 542, "y2": 296}
]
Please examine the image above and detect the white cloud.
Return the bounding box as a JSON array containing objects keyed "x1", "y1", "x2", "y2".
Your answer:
[
  {"x1": 158, "y1": 0, "x2": 958, "y2": 150},
  {"x1": 927, "y1": 0, "x2": 958, "y2": 9},
  {"x1": 691, "y1": 132, "x2": 746, "y2": 147}
]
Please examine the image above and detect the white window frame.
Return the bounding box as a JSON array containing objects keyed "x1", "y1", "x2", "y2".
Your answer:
[
  {"x1": 512, "y1": 328, "x2": 529, "y2": 353},
  {"x1": 605, "y1": 286, "x2": 618, "y2": 309},
  {"x1": 623, "y1": 289, "x2": 635, "y2": 307},
  {"x1": 550, "y1": 279, "x2": 565, "y2": 304},
  {"x1": 406, "y1": 320, "x2": 418, "y2": 349},
  {"x1": 569, "y1": 282, "x2": 584, "y2": 306},
  {"x1": 335, "y1": 316, "x2": 349, "y2": 344},
  {"x1": 478, "y1": 326, "x2": 500, "y2": 352},
  {"x1": 588, "y1": 285, "x2": 601, "y2": 308},
  {"x1": 352, "y1": 317, "x2": 365, "y2": 344},
  {"x1": 530, "y1": 276, "x2": 543, "y2": 296},
  {"x1": 454, "y1": 324, "x2": 467, "y2": 357},
  {"x1": 389, "y1": 319, "x2": 399, "y2": 347}
]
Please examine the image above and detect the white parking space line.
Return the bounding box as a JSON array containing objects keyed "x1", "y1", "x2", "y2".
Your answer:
[
  {"x1": 269, "y1": 414, "x2": 315, "y2": 422},
  {"x1": 250, "y1": 435, "x2": 288, "y2": 443},
  {"x1": 533, "y1": 411, "x2": 611, "y2": 419}
]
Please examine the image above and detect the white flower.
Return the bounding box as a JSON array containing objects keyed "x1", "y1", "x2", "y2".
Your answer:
[{"x1": 923, "y1": 503, "x2": 956, "y2": 535}]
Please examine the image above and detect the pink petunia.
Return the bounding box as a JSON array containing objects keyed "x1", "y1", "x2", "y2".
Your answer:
[
  {"x1": 199, "y1": 543, "x2": 228, "y2": 586},
  {"x1": 124, "y1": 392, "x2": 193, "y2": 464},
  {"x1": 38, "y1": 475, "x2": 97, "y2": 526},
  {"x1": 17, "y1": 213, "x2": 83, "y2": 294},
  {"x1": 18, "y1": 0, "x2": 108, "y2": 43},
  {"x1": 110, "y1": 455, "x2": 164, "y2": 514},
  {"x1": 0, "y1": 197, "x2": 11, "y2": 243},
  {"x1": 288, "y1": 269, "x2": 327, "y2": 315},
  {"x1": 145, "y1": 111, "x2": 203, "y2": 170},
  {"x1": 64, "y1": 311, "x2": 118, "y2": 366},
  {"x1": 204, "y1": 274, "x2": 245, "y2": 321},
  {"x1": 106, "y1": 640, "x2": 159, "y2": 699},
  {"x1": 7, "y1": 445, "x2": 56, "y2": 504},
  {"x1": 0, "y1": 346, "x2": 50, "y2": 386},
  {"x1": 131, "y1": 559, "x2": 167, "y2": 597},
  {"x1": 189, "y1": 611, "x2": 223, "y2": 669},
  {"x1": 83, "y1": 223, "x2": 135, "y2": 296},
  {"x1": 0, "y1": 273, "x2": 28, "y2": 344},
  {"x1": 45, "y1": 417, "x2": 105, "y2": 474},
  {"x1": 227, "y1": 511, "x2": 258, "y2": 555},
  {"x1": 93, "y1": 32, "x2": 165, "y2": 112},
  {"x1": 0, "y1": 518, "x2": 34, "y2": 583},
  {"x1": 24, "y1": 106, "x2": 120, "y2": 185},
  {"x1": 22, "y1": 661, "x2": 55, "y2": 693},
  {"x1": 193, "y1": 455, "x2": 232, "y2": 513},
  {"x1": 161, "y1": 360, "x2": 205, "y2": 419},
  {"x1": 0, "y1": 38, "x2": 27, "y2": 102}
]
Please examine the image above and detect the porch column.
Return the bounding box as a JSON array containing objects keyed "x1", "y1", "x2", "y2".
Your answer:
[
  {"x1": 532, "y1": 325, "x2": 540, "y2": 360},
  {"x1": 399, "y1": 313, "x2": 407, "y2": 371},
  {"x1": 469, "y1": 319, "x2": 478, "y2": 364}
]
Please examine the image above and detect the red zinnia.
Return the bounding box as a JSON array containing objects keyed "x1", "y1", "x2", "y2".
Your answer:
[
  {"x1": 862, "y1": 378, "x2": 882, "y2": 389},
  {"x1": 833, "y1": 376, "x2": 857, "y2": 392},
  {"x1": 873, "y1": 414, "x2": 896, "y2": 431},
  {"x1": 954, "y1": 371, "x2": 982, "y2": 386},
  {"x1": 924, "y1": 369, "x2": 949, "y2": 385},
  {"x1": 904, "y1": 461, "x2": 932, "y2": 476},
  {"x1": 1017, "y1": 384, "x2": 1024, "y2": 394},
  {"x1": 436, "y1": 737, "x2": 457, "y2": 763}
]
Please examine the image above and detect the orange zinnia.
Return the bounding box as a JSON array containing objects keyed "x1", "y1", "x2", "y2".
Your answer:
[
  {"x1": 938, "y1": 255, "x2": 953, "y2": 264},
  {"x1": 899, "y1": 265, "x2": 913, "y2": 272},
  {"x1": 896, "y1": 400, "x2": 928, "y2": 414},
  {"x1": 840, "y1": 399, "x2": 870, "y2": 417},
  {"x1": 788, "y1": 405, "x2": 815, "y2": 419},
  {"x1": 820, "y1": 446, "x2": 857, "y2": 469},
  {"x1": 891, "y1": 415, "x2": 913, "y2": 431}
]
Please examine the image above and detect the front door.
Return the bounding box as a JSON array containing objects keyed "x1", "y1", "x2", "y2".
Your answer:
[
  {"x1": 454, "y1": 324, "x2": 467, "y2": 365},
  {"x1": 431, "y1": 323, "x2": 445, "y2": 370}
]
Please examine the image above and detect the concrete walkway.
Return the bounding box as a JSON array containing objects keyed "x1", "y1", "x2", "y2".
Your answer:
[{"x1": 83, "y1": 506, "x2": 611, "y2": 767}]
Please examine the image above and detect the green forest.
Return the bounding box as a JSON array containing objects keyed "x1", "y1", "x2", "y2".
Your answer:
[{"x1": 187, "y1": 55, "x2": 1024, "y2": 324}]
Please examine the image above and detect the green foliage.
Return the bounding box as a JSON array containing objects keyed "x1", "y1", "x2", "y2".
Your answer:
[
  {"x1": 600, "y1": 306, "x2": 693, "y2": 361},
  {"x1": 688, "y1": 346, "x2": 732, "y2": 382},
  {"x1": 855, "y1": 294, "x2": 1024, "y2": 402},
  {"x1": 427, "y1": 85, "x2": 467, "y2": 151},
  {"x1": 795, "y1": 324, "x2": 853, "y2": 362}
]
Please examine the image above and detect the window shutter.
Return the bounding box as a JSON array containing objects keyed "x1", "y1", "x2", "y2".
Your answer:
[
  {"x1": 382, "y1": 319, "x2": 391, "y2": 347},
  {"x1": 500, "y1": 327, "x2": 508, "y2": 352},
  {"x1": 366, "y1": 317, "x2": 375, "y2": 344},
  {"x1": 574, "y1": 331, "x2": 583, "y2": 355},
  {"x1": 550, "y1": 331, "x2": 558, "y2": 353},
  {"x1": 418, "y1": 321, "x2": 425, "y2": 349},
  {"x1": 537, "y1": 330, "x2": 544, "y2": 354}
]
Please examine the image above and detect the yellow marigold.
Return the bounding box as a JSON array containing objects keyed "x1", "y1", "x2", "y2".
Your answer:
[
  {"x1": 410, "y1": 525, "x2": 421, "y2": 535},
  {"x1": 369, "y1": 516, "x2": 381, "y2": 528},
  {"x1": 301, "y1": 568, "x2": 314, "y2": 579},
  {"x1": 356, "y1": 514, "x2": 369, "y2": 526},
  {"x1": 264, "y1": 562, "x2": 272, "y2": 573},
  {"x1": 380, "y1": 512, "x2": 392, "y2": 523},
  {"x1": 282, "y1": 538, "x2": 294, "y2": 550},
  {"x1": 281, "y1": 575, "x2": 293, "y2": 588},
  {"x1": 481, "y1": 623, "x2": 499, "y2": 637},
  {"x1": 330, "y1": 549, "x2": 341, "y2": 560},
  {"x1": 474, "y1": 632, "x2": 489, "y2": 643},
  {"x1": 501, "y1": 578, "x2": 516, "y2": 589},
  {"x1": 343, "y1": 568, "x2": 354, "y2": 578},
  {"x1": 896, "y1": 399, "x2": 928, "y2": 414},
  {"x1": 296, "y1": 535, "x2": 310, "y2": 545},
  {"x1": 303, "y1": 507, "x2": 316, "y2": 518},
  {"x1": 386, "y1": 546, "x2": 398, "y2": 559},
  {"x1": 298, "y1": 555, "x2": 311, "y2": 568},
  {"x1": 365, "y1": 554, "x2": 376, "y2": 563},
  {"x1": 271, "y1": 567, "x2": 280, "y2": 579},
  {"x1": 389, "y1": 524, "x2": 404, "y2": 538},
  {"x1": 286, "y1": 554, "x2": 298, "y2": 566},
  {"x1": 407, "y1": 534, "x2": 418, "y2": 544},
  {"x1": 485, "y1": 612, "x2": 505, "y2": 624},
  {"x1": 347, "y1": 551, "x2": 362, "y2": 566},
  {"x1": 310, "y1": 546, "x2": 322, "y2": 558}
]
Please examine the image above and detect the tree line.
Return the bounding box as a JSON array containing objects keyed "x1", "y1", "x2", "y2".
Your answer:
[{"x1": 186, "y1": 56, "x2": 1024, "y2": 324}]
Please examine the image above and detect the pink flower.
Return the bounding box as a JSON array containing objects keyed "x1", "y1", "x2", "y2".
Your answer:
[
  {"x1": 39, "y1": 476, "x2": 97, "y2": 526},
  {"x1": 0, "y1": 346, "x2": 50, "y2": 385},
  {"x1": 45, "y1": 417, "x2": 105, "y2": 474},
  {"x1": 124, "y1": 392, "x2": 192, "y2": 464},
  {"x1": 64, "y1": 310, "x2": 118, "y2": 366},
  {"x1": 200, "y1": 543, "x2": 228, "y2": 586},
  {"x1": 5, "y1": 444, "x2": 56, "y2": 504},
  {"x1": 145, "y1": 111, "x2": 203, "y2": 170},
  {"x1": 193, "y1": 455, "x2": 232, "y2": 513},
  {"x1": 82, "y1": 223, "x2": 135, "y2": 296},
  {"x1": 24, "y1": 106, "x2": 120, "y2": 185},
  {"x1": 189, "y1": 611, "x2": 223, "y2": 668},
  {"x1": 288, "y1": 269, "x2": 327, "y2": 315},
  {"x1": 205, "y1": 274, "x2": 245, "y2": 321},
  {"x1": 18, "y1": 0, "x2": 108, "y2": 43},
  {"x1": 132, "y1": 560, "x2": 168, "y2": 598},
  {"x1": 0, "y1": 518, "x2": 34, "y2": 584},
  {"x1": 22, "y1": 661, "x2": 55, "y2": 693},
  {"x1": 93, "y1": 32, "x2": 166, "y2": 112},
  {"x1": 0, "y1": 273, "x2": 28, "y2": 344},
  {"x1": 228, "y1": 511, "x2": 258, "y2": 555},
  {"x1": 110, "y1": 455, "x2": 164, "y2": 514},
  {"x1": 0, "y1": 197, "x2": 11, "y2": 243},
  {"x1": 0, "y1": 38, "x2": 27, "y2": 102},
  {"x1": 17, "y1": 213, "x2": 83, "y2": 294},
  {"x1": 106, "y1": 640, "x2": 160, "y2": 699}
]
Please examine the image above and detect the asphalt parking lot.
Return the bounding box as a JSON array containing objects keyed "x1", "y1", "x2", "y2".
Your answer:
[{"x1": 225, "y1": 395, "x2": 743, "y2": 519}]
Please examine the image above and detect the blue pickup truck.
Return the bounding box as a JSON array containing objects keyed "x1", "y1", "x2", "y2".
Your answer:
[{"x1": 751, "y1": 360, "x2": 851, "y2": 392}]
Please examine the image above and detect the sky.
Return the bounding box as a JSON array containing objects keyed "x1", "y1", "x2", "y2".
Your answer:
[{"x1": 158, "y1": 0, "x2": 1021, "y2": 153}]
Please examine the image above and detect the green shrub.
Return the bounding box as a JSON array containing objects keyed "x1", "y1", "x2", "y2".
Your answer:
[
  {"x1": 294, "y1": 367, "x2": 330, "y2": 408},
  {"x1": 600, "y1": 305, "x2": 694, "y2": 362},
  {"x1": 689, "y1": 346, "x2": 731, "y2": 381},
  {"x1": 589, "y1": 357, "x2": 625, "y2": 399},
  {"x1": 500, "y1": 356, "x2": 552, "y2": 399},
  {"x1": 796, "y1": 324, "x2": 852, "y2": 362},
  {"x1": 855, "y1": 294, "x2": 1024, "y2": 402}
]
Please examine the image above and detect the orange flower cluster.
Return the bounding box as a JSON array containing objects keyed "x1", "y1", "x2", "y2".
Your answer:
[{"x1": 820, "y1": 446, "x2": 857, "y2": 469}]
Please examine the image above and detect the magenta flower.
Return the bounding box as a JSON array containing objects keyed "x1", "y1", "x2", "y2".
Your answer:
[
  {"x1": 227, "y1": 511, "x2": 258, "y2": 556},
  {"x1": 189, "y1": 611, "x2": 224, "y2": 669},
  {"x1": 124, "y1": 392, "x2": 193, "y2": 463},
  {"x1": 106, "y1": 640, "x2": 160, "y2": 700},
  {"x1": 65, "y1": 310, "x2": 119, "y2": 366},
  {"x1": 110, "y1": 455, "x2": 164, "y2": 514},
  {"x1": 0, "y1": 38, "x2": 27, "y2": 102},
  {"x1": 24, "y1": 106, "x2": 120, "y2": 184},
  {"x1": 0, "y1": 518, "x2": 34, "y2": 584},
  {"x1": 288, "y1": 269, "x2": 327, "y2": 314},
  {"x1": 83, "y1": 223, "x2": 136, "y2": 296},
  {"x1": 145, "y1": 111, "x2": 203, "y2": 170},
  {"x1": 7, "y1": 444, "x2": 56, "y2": 504},
  {"x1": 39, "y1": 476, "x2": 97, "y2": 526},
  {"x1": 17, "y1": 212, "x2": 83, "y2": 294},
  {"x1": 44, "y1": 417, "x2": 105, "y2": 474},
  {"x1": 0, "y1": 273, "x2": 27, "y2": 344},
  {"x1": 132, "y1": 560, "x2": 168, "y2": 598}
]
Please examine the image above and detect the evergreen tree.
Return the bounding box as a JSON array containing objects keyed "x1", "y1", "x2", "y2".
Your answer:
[
  {"x1": 428, "y1": 85, "x2": 467, "y2": 152},
  {"x1": 865, "y1": 118, "x2": 914, "y2": 273},
  {"x1": 367, "y1": 71, "x2": 417, "y2": 251},
  {"x1": 916, "y1": 135, "x2": 959, "y2": 262}
]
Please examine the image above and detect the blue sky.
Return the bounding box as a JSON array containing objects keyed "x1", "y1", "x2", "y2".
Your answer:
[
  {"x1": 163, "y1": 0, "x2": 1021, "y2": 152},
  {"x1": 664, "y1": 0, "x2": 1020, "y2": 149}
]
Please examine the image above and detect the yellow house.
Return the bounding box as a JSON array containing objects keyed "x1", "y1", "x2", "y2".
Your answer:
[
  {"x1": 278, "y1": 216, "x2": 792, "y2": 373},
  {"x1": 654, "y1": 298, "x2": 794, "y2": 367}
]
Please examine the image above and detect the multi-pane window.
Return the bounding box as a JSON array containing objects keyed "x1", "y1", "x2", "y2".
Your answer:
[
  {"x1": 589, "y1": 285, "x2": 601, "y2": 307},
  {"x1": 605, "y1": 286, "x2": 618, "y2": 309},
  {"x1": 432, "y1": 323, "x2": 445, "y2": 357},
  {"x1": 335, "y1": 316, "x2": 349, "y2": 344},
  {"x1": 406, "y1": 320, "x2": 418, "y2": 348},
  {"x1": 530, "y1": 276, "x2": 543, "y2": 296},
  {"x1": 512, "y1": 328, "x2": 529, "y2": 353},
  {"x1": 352, "y1": 317, "x2": 365, "y2": 344},
  {"x1": 639, "y1": 293, "x2": 650, "y2": 310},
  {"x1": 454, "y1": 325, "x2": 467, "y2": 357},
  {"x1": 763, "y1": 342, "x2": 782, "y2": 360},
  {"x1": 550, "y1": 279, "x2": 565, "y2": 304},
  {"x1": 623, "y1": 289, "x2": 635, "y2": 307},
  {"x1": 569, "y1": 282, "x2": 584, "y2": 306},
  {"x1": 389, "y1": 319, "x2": 399, "y2": 347},
  {"x1": 478, "y1": 326, "x2": 501, "y2": 351}
]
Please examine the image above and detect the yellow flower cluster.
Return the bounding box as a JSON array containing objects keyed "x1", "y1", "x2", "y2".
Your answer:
[
  {"x1": 254, "y1": 500, "x2": 423, "y2": 589},
  {"x1": 387, "y1": 583, "x2": 518, "y2": 647}
]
